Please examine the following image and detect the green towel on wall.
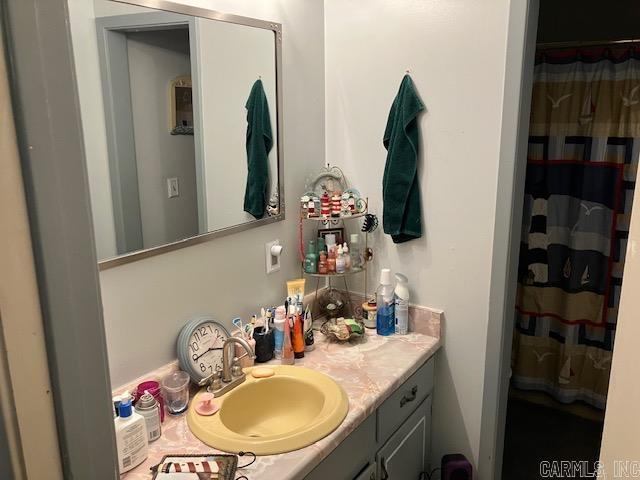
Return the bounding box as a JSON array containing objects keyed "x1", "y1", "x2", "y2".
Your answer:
[
  {"x1": 382, "y1": 74, "x2": 425, "y2": 243},
  {"x1": 244, "y1": 79, "x2": 273, "y2": 219}
]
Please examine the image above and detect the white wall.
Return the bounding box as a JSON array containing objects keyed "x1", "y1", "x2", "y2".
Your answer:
[
  {"x1": 127, "y1": 29, "x2": 199, "y2": 248},
  {"x1": 324, "y1": 0, "x2": 516, "y2": 470},
  {"x1": 68, "y1": 0, "x2": 118, "y2": 260},
  {"x1": 97, "y1": 0, "x2": 324, "y2": 388},
  {"x1": 196, "y1": 19, "x2": 278, "y2": 231},
  {"x1": 599, "y1": 180, "x2": 640, "y2": 475}
]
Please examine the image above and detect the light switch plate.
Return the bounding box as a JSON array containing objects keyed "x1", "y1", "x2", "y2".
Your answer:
[
  {"x1": 265, "y1": 239, "x2": 281, "y2": 274},
  {"x1": 167, "y1": 177, "x2": 179, "y2": 198}
]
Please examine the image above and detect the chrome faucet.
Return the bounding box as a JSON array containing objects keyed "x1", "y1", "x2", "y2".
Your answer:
[{"x1": 199, "y1": 336, "x2": 255, "y2": 397}]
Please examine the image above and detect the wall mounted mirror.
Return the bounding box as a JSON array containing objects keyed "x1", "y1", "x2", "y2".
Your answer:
[{"x1": 71, "y1": 0, "x2": 283, "y2": 269}]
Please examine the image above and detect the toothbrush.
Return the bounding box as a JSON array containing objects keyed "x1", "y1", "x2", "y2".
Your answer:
[{"x1": 232, "y1": 317, "x2": 244, "y2": 335}]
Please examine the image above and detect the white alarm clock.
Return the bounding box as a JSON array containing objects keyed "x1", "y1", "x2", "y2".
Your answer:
[{"x1": 177, "y1": 315, "x2": 230, "y2": 383}]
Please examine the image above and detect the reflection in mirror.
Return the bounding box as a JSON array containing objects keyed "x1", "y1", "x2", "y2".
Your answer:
[{"x1": 69, "y1": 1, "x2": 282, "y2": 265}]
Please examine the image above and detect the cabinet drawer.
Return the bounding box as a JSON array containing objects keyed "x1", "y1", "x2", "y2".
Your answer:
[
  {"x1": 377, "y1": 357, "x2": 434, "y2": 442},
  {"x1": 305, "y1": 414, "x2": 376, "y2": 480}
]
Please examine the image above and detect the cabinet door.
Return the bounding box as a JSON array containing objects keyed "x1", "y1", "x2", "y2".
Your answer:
[
  {"x1": 305, "y1": 414, "x2": 376, "y2": 480},
  {"x1": 354, "y1": 463, "x2": 376, "y2": 480},
  {"x1": 376, "y1": 396, "x2": 431, "y2": 480}
]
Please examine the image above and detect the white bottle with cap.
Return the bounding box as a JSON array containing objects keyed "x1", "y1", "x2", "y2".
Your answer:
[
  {"x1": 394, "y1": 273, "x2": 409, "y2": 335},
  {"x1": 115, "y1": 394, "x2": 148, "y2": 473},
  {"x1": 343, "y1": 243, "x2": 351, "y2": 270},
  {"x1": 336, "y1": 245, "x2": 346, "y2": 273}
]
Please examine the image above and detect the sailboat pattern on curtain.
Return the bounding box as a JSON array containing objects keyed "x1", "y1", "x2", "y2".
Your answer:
[{"x1": 512, "y1": 47, "x2": 639, "y2": 409}]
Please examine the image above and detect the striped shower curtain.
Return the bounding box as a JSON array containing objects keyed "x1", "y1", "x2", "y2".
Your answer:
[{"x1": 512, "y1": 46, "x2": 640, "y2": 409}]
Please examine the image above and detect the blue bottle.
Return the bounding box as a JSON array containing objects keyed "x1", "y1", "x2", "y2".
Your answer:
[{"x1": 376, "y1": 268, "x2": 395, "y2": 336}]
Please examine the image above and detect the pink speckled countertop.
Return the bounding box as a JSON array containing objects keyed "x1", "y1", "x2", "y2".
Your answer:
[{"x1": 120, "y1": 326, "x2": 440, "y2": 480}]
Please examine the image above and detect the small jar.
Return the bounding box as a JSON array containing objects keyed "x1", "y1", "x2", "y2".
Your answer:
[
  {"x1": 362, "y1": 300, "x2": 377, "y2": 329},
  {"x1": 318, "y1": 251, "x2": 328, "y2": 274}
]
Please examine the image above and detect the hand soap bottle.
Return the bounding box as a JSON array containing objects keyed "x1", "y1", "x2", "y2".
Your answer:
[{"x1": 115, "y1": 394, "x2": 148, "y2": 473}]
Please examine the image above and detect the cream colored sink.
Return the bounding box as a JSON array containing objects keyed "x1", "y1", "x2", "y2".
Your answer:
[{"x1": 187, "y1": 365, "x2": 349, "y2": 455}]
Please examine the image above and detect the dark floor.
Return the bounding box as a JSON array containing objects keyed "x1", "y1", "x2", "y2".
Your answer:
[{"x1": 502, "y1": 398, "x2": 604, "y2": 480}]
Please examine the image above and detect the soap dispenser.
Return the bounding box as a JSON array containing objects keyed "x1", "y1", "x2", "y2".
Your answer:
[
  {"x1": 304, "y1": 240, "x2": 318, "y2": 274},
  {"x1": 115, "y1": 394, "x2": 148, "y2": 473}
]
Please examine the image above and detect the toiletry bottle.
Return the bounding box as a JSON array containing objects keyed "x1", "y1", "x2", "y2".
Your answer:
[
  {"x1": 304, "y1": 240, "x2": 318, "y2": 274},
  {"x1": 335, "y1": 245, "x2": 346, "y2": 273},
  {"x1": 303, "y1": 305, "x2": 315, "y2": 351},
  {"x1": 327, "y1": 248, "x2": 336, "y2": 274},
  {"x1": 317, "y1": 236, "x2": 326, "y2": 254},
  {"x1": 115, "y1": 394, "x2": 148, "y2": 473},
  {"x1": 281, "y1": 315, "x2": 295, "y2": 365},
  {"x1": 318, "y1": 251, "x2": 328, "y2": 274},
  {"x1": 376, "y1": 268, "x2": 395, "y2": 336},
  {"x1": 394, "y1": 273, "x2": 409, "y2": 335},
  {"x1": 273, "y1": 305, "x2": 286, "y2": 359},
  {"x1": 343, "y1": 242, "x2": 351, "y2": 270},
  {"x1": 134, "y1": 390, "x2": 161, "y2": 442},
  {"x1": 350, "y1": 233, "x2": 363, "y2": 269},
  {"x1": 292, "y1": 304, "x2": 305, "y2": 359}
]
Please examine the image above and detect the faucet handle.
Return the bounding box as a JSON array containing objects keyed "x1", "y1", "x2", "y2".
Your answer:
[
  {"x1": 199, "y1": 366, "x2": 223, "y2": 390},
  {"x1": 231, "y1": 361, "x2": 244, "y2": 378}
]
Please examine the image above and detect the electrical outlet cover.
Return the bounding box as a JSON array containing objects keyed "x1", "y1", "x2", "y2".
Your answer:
[{"x1": 265, "y1": 240, "x2": 281, "y2": 274}]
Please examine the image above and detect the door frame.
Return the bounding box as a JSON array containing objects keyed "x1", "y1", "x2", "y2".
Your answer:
[
  {"x1": 478, "y1": 0, "x2": 540, "y2": 478},
  {"x1": 2, "y1": 0, "x2": 119, "y2": 478}
]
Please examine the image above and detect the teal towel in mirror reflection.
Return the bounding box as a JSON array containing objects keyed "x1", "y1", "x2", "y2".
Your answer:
[
  {"x1": 382, "y1": 74, "x2": 425, "y2": 243},
  {"x1": 244, "y1": 79, "x2": 273, "y2": 219}
]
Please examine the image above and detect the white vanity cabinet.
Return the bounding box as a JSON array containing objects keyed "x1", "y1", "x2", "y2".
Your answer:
[{"x1": 305, "y1": 357, "x2": 435, "y2": 480}]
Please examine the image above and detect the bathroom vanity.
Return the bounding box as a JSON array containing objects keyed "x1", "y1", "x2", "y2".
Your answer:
[
  {"x1": 305, "y1": 355, "x2": 434, "y2": 480},
  {"x1": 118, "y1": 329, "x2": 440, "y2": 480}
]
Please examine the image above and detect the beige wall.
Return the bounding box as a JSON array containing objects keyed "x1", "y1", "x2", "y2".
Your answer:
[
  {"x1": 0, "y1": 32, "x2": 63, "y2": 480},
  {"x1": 599, "y1": 185, "x2": 640, "y2": 475}
]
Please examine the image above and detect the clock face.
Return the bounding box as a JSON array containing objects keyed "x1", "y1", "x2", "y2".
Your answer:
[{"x1": 186, "y1": 321, "x2": 228, "y2": 379}]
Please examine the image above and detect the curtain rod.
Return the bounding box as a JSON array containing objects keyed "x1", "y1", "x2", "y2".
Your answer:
[{"x1": 537, "y1": 38, "x2": 640, "y2": 50}]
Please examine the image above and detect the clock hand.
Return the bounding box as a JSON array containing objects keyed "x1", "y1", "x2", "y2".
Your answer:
[{"x1": 193, "y1": 346, "x2": 223, "y2": 362}]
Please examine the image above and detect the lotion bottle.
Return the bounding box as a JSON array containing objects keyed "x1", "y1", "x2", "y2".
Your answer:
[
  {"x1": 343, "y1": 243, "x2": 351, "y2": 270},
  {"x1": 281, "y1": 315, "x2": 295, "y2": 365},
  {"x1": 115, "y1": 394, "x2": 148, "y2": 473},
  {"x1": 335, "y1": 245, "x2": 346, "y2": 273}
]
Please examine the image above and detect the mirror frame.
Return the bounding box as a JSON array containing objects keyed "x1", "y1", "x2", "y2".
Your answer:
[{"x1": 98, "y1": 0, "x2": 284, "y2": 270}]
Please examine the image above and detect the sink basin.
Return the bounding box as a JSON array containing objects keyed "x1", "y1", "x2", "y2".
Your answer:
[{"x1": 186, "y1": 365, "x2": 349, "y2": 455}]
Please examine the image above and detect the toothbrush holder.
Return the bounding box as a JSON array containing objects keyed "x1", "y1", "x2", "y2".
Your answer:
[
  {"x1": 252, "y1": 326, "x2": 274, "y2": 363},
  {"x1": 233, "y1": 329, "x2": 256, "y2": 368}
]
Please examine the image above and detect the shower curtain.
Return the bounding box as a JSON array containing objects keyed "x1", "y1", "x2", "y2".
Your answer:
[{"x1": 512, "y1": 46, "x2": 640, "y2": 410}]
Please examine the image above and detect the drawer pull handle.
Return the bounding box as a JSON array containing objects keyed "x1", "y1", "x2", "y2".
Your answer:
[{"x1": 400, "y1": 386, "x2": 418, "y2": 407}]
